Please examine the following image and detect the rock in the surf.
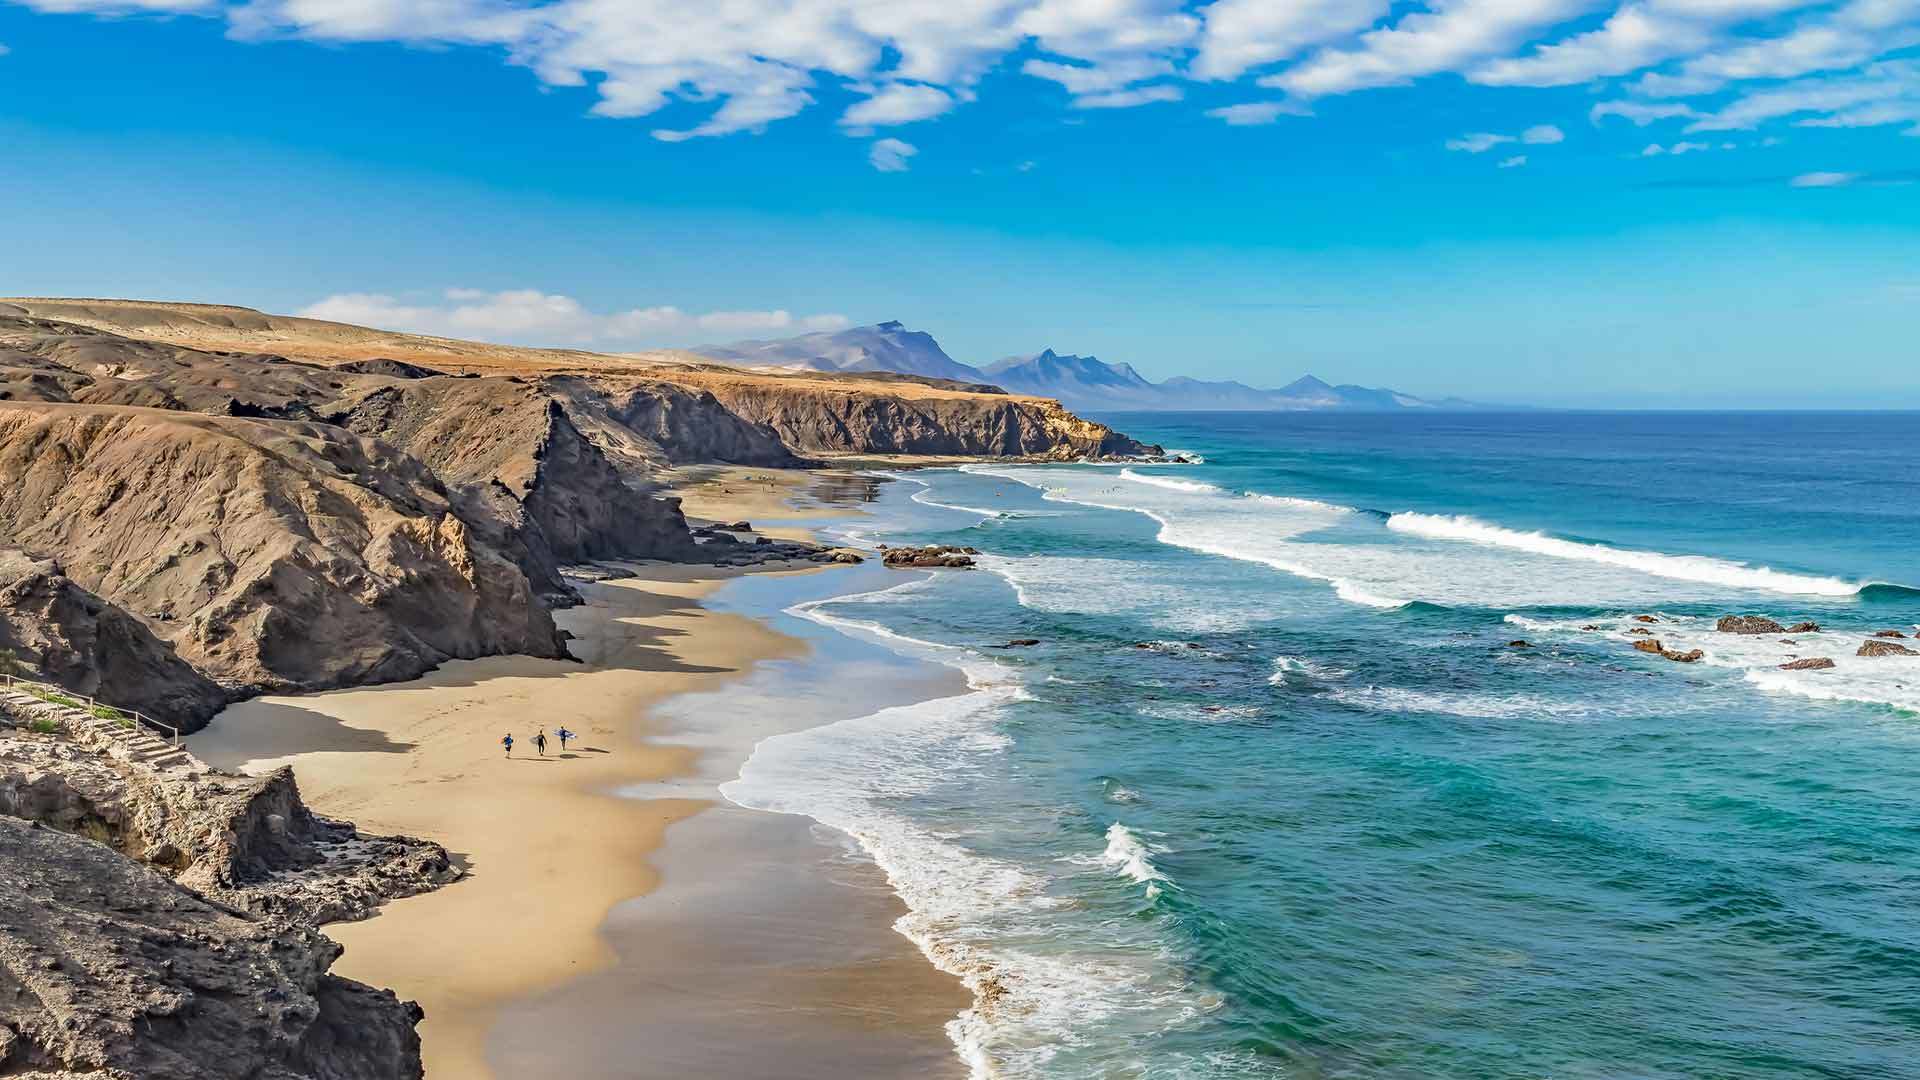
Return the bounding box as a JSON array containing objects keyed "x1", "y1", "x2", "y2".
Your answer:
[
  {"x1": 882, "y1": 545, "x2": 977, "y2": 569},
  {"x1": 1873, "y1": 629, "x2": 1908, "y2": 638},
  {"x1": 1858, "y1": 639, "x2": 1919, "y2": 658},
  {"x1": 1716, "y1": 615, "x2": 1785, "y2": 635},
  {"x1": 1507, "y1": 640, "x2": 1533, "y2": 649},
  {"x1": 1780, "y1": 657, "x2": 1837, "y2": 670},
  {"x1": 1784, "y1": 622, "x2": 1821, "y2": 634},
  {"x1": 1633, "y1": 639, "x2": 1664, "y2": 654},
  {"x1": 1662, "y1": 648, "x2": 1704, "y2": 663},
  {"x1": 1633, "y1": 614, "x2": 1659, "y2": 623}
]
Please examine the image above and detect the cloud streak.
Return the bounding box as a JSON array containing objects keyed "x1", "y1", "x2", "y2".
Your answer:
[
  {"x1": 12, "y1": 0, "x2": 1920, "y2": 158},
  {"x1": 298, "y1": 289, "x2": 850, "y2": 348}
]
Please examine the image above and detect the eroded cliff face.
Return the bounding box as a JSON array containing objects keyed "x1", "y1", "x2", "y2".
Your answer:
[
  {"x1": 0, "y1": 816, "x2": 428, "y2": 1080},
  {"x1": 0, "y1": 691, "x2": 456, "y2": 1079},
  {"x1": 0, "y1": 549, "x2": 225, "y2": 728},
  {"x1": 0, "y1": 403, "x2": 565, "y2": 698},
  {"x1": 666, "y1": 369, "x2": 1160, "y2": 458}
]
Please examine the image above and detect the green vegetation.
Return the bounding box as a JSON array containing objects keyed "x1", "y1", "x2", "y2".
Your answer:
[
  {"x1": 24, "y1": 687, "x2": 84, "y2": 710},
  {"x1": 27, "y1": 717, "x2": 61, "y2": 735},
  {"x1": 0, "y1": 648, "x2": 23, "y2": 676}
]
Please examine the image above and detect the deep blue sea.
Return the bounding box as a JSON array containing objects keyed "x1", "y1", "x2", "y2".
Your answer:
[{"x1": 723, "y1": 411, "x2": 1920, "y2": 1079}]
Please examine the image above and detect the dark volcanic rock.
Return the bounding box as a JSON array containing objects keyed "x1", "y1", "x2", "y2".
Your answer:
[
  {"x1": 1873, "y1": 629, "x2": 1908, "y2": 638},
  {"x1": 0, "y1": 815, "x2": 426, "y2": 1080},
  {"x1": 1507, "y1": 640, "x2": 1533, "y2": 649},
  {"x1": 1717, "y1": 615, "x2": 1786, "y2": 635},
  {"x1": 1858, "y1": 639, "x2": 1919, "y2": 658},
  {"x1": 1780, "y1": 657, "x2": 1837, "y2": 670}
]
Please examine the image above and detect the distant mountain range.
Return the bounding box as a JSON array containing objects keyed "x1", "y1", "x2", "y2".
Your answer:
[{"x1": 695, "y1": 323, "x2": 1486, "y2": 412}]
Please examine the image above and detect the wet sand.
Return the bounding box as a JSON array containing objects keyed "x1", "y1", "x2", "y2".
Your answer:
[{"x1": 189, "y1": 470, "x2": 970, "y2": 1079}]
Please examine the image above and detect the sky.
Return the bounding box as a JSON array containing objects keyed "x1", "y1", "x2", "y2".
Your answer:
[{"x1": 1, "y1": 1, "x2": 1916, "y2": 408}]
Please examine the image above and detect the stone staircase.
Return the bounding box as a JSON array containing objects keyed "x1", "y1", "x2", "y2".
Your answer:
[{"x1": 0, "y1": 685, "x2": 207, "y2": 774}]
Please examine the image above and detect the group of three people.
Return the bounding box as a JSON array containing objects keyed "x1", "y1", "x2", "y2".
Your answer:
[{"x1": 501, "y1": 726, "x2": 574, "y2": 757}]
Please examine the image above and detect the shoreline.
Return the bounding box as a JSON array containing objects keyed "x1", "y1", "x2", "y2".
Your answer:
[{"x1": 189, "y1": 468, "x2": 975, "y2": 1078}]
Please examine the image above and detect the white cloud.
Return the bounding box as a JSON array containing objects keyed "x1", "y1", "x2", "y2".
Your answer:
[
  {"x1": 1685, "y1": 59, "x2": 1920, "y2": 130},
  {"x1": 298, "y1": 289, "x2": 849, "y2": 347},
  {"x1": 1446, "y1": 132, "x2": 1516, "y2": 153},
  {"x1": 1191, "y1": 0, "x2": 1391, "y2": 81},
  {"x1": 1204, "y1": 101, "x2": 1309, "y2": 125},
  {"x1": 1265, "y1": 0, "x2": 1596, "y2": 98},
  {"x1": 1023, "y1": 55, "x2": 1172, "y2": 95},
  {"x1": 1070, "y1": 84, "x2": 1182, "y2": 109},
  {"x1": 869, "y1": 137, "x2": 918, "y2": 172},
  {"x1": 1447, "y1": 124, "x2": 1563, "y2": 152},
  {"x1": 1790, "y1": 170, "x2": 1859, "y2": 186},
  {"x1": 1498, "y1": 154, "x2": 1529, "y2": 167},
  {"x1": 15, "y1": 0, "x2": 1920, "y2": 154},
  {"x1": 840, "y1": 82, "x2": 956, "y2": 131},
  {"x1": 1591, "y1": 100, "x2": 1701, "y2": 124}
]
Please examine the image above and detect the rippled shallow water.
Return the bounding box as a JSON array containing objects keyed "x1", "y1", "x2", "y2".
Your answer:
[{"x1": 725, "y1": 411, "x2": 1920, "y2": 1079}]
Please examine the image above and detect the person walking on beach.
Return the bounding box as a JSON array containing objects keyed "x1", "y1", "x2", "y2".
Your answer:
[
  {"x1": 501, "y1": 733, "x2": 513, "y2": 758},
  {"x1": 556, "y1": 726, "x2": 574, "y2": 751},
  {"x1": 534, "y1": 728, "x2": 548, "y2": 756}
]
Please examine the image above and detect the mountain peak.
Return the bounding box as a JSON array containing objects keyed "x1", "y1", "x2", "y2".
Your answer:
[
  {"x1": 875, "y1": 319, "x2": 906, "y2": 331},
  {"x1": 1279, "y1": 374, "x2": 1334, "y2": 395}
]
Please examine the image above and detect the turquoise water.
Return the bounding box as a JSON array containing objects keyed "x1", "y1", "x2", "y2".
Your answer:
[{"x1": 722, "y1": 412, "x2": 1920, "y2": 1079}]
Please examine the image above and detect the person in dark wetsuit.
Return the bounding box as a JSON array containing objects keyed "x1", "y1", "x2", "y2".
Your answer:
[
  {"x1": 501, "y1": 733, "x2": 513, "y2": 757},
  {"x1": 534, "y1": 729, "x2": 548, "y2": 756}
]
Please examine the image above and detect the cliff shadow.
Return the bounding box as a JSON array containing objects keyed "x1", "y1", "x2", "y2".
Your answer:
[{"x1": 189, "y1": 698, "x2": 413, "y2": 771}]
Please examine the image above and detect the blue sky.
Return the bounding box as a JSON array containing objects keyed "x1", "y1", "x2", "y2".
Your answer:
[{"x1": 1, "y1": 1, "x2": 1917, "y2": 407}]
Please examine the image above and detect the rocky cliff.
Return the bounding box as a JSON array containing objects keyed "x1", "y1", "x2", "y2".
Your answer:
[
  {"x1": 0, "y1": 304, "x2": 1159, "y2": 723},
  {"x1": 0, "y1": 695, "x2": 455, "y2": 1080},
  {"x1": 0, "y1": 403, "x2": 566, "y2": 703},
  {"x1": 661, "y1": 367, "x2": 1158, "y2": 458},
  {"x1": 0, "y1": 549, "x2": 226, "y2": 729},
  {"x1": 0, "y1": 816, "x2": 427, "y2": 1080}
]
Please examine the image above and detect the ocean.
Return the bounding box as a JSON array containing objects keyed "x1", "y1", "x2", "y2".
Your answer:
[{"x1": 719, "y1": 411, "x2": 1920, "y2": 1079}]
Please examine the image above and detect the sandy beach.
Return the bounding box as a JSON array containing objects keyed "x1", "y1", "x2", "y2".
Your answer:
[{"x1": 188, "y1": 473, "x2": 970, "y2": 1079}]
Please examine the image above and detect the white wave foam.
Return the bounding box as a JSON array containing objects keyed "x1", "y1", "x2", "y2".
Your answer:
[
  {"x1": 1269, "y1": 655, "x2": 1351, "y2": 685},
  {"x1": 1499, "y1": 612, "x2": 1920, "y2": 715},
  {"x1": 1388, "y1": 512, "x2": 1860, "y2": 598},
  {"x1": 1119, "y1": 468, "x2": 1223, "y2": 494},
  {"x1": 1327, "y1": 685, "x2": 1592, "y2": 720},
  {"x1": 1244, "y1": 492, "x2": 1355, "y2": 514},
  {"x1": 728, "y1": 585, "x2": 1200, "y2": 1077},
  {"x1": 966, "y1": 464, "x2": 1877, "y2": 612},
  {"x1": 910, "y1": 486, "x2": 1009, "y2": 519},
  {"x1": 975, "y1": 553, "x2": 1279, "y2": 632},
  {"x1": 1137, "y1": 702, "x2": 1262, "y2": 724},
  {"x1": 1101, "y1": 823, "x2": 1166, "y2": 896}
]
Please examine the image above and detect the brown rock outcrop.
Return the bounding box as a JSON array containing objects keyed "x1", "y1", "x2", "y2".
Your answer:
[
  {"x1": 0, "y1": 403, "x2": 565, "y2": 696},
  {"x1": 0, "y1": 549, "x2": 224, "y2": 730},
  {"x1": 1632, "y1": 639, "x2": 1704, "y2": 663},
  {"x1": 0, "y1": 814, "x2": 427, "y2": 1080},
  {"x1": 664, "y1": 368, "x2": 1158, "y2": 459},
  {"x1": 1784, "y1": 622, "x2": 1821, "y2": 634},
  {"x1": 882, "y1": 545, "x2": 980, "y2": 569},
  {"x1": 1873, "y1": 629, "x2": 1908, "y2": 638},
  {"x1": 1717, "y1": 615, "x2": 1786, "y2": 635},
  {"x1": 1780, "y1": 657, "x2": 1837, "y2": 670},
  {"x1": 1858, "y1": 639, "x2": 1919, "y2": 658}
]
